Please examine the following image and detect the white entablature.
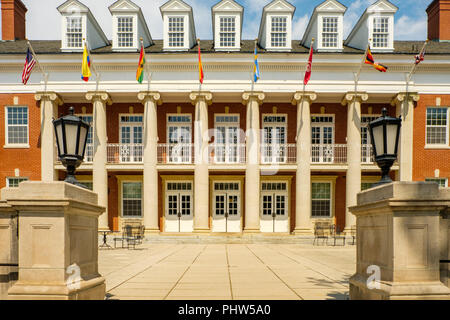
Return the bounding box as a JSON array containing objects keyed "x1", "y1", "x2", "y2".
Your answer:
[
  {"x1": 57, "y1": 0, "x2": 109, "y2": 52},
  {"x1": 108, "y1": 0, "x2": 153, "y2": 52},
  {"x1": 258, "y1": 0, "x2": 296, "y2": 52},
  {"x1": 302, "y1": 0, "x2": 347, "y2": 52},
  {"x1": 160, "y1": 0, "x2": 197, "y2": 51},
  {"x1": 212, "y1": 0, "x2": 244, "y2": 51},
  {"x1": 345, "y1": 0, "x2": 398, "y2": 52}
]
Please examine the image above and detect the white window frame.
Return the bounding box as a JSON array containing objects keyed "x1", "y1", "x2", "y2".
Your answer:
[
  {"x1": 62, "y1": 15, "x2": 86, "y2": 51},
  {"x1": 219, "y1": 16, "x2": 236, "y2": 48},
  {"x1": 119, "y1": 114, "x2": 144, "y2": 145},
  {"x1": 425, "y1": 178, "x2": 448, "y2": 188},
  {"x1": 76, "y1": 114, "x2": 93, "y2": 162},
  {"x1": 311, "y1": 180, "x2": 333, "y2": 218},
  {"x1": 6, "y1": 177, "x2": 28, "y2": 188},
  {"x1": 369, "y1": 15, "x2": 394, "y2": 51},
  {"x1": 425, "y1": 107, "x2": 449, "y2": 147},
  {"x1": 115, "y1": 15, "x2": 136, "y2": 49},
  {"x1": 214, "y1": 14, "x2": 240, "y2": 51},
  {"x1": 121, "y1": 181, "x2": 143, "y2": 218},
  {"x1": 321, "y1": 16, "x2": 339, "y2": 49},
  {"x1": 311, "y1": 114, "x2": 335, "y2": 144},
  {"x1": 166, "y1": 15, "x2": 186, "y2": 49},
  {"x1": 266, "y1": 13, "x2": 291, "y2": 51},
  {"x1": 214, "y1": 114, "x2": 241, "y2": 163},
  {"x1": 262, "y1": 114, "x2": 288, "y2": 164},
  {"x1": 4, "y1": 106, "x2": 29, "y2": 148}
]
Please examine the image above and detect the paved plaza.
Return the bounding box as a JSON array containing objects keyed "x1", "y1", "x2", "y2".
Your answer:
[{"x1": 99, "y1": 242, "x2": 356, "y2": 300}]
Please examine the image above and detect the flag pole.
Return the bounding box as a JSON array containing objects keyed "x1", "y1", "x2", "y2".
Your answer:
[
  {"x1": 197, "y1": 38, "x2": 202, "y2": 93},
  {"x1": 406, "y1": 39, "x2": 429, "y2": 83},
  {"x1": 26, "y1": 39, "x2": 49, "y2": 91},
  {"x1": 84, "y1": 38, "x2": 100, "y2": 92}
]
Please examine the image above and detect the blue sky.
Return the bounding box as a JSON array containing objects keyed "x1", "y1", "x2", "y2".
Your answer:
[{"x1": 1, "y1": 0, "x2": 432, "y2": 40}]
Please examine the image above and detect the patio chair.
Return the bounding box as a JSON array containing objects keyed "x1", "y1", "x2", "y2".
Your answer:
[
  {"x1": 134, "y1": 225, "x2": 145, "y2": 244},
  {"x1": 329, "y1": 224, "x2": 346, "y2": 246},
  {"x1": 350, "y1": 225, "x2": 357, "y2": 245},
  {"x1": 313, "y1": 222, "x2": 330, "y2": 245},
  {"x1": 113, "y1": 225, "x2": 137, "y2": 249}
]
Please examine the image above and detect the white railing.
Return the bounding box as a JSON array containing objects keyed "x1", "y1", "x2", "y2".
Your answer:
[
  {"x1": 157, "y1": 143, "x2": 194, "y2": 164},
  {"x1": 311, "y1": 144, "x2": 347, "y2": 164},
  {"x1": 209, "y1": 144, "x2": 246, "y2": 164},
  {"x1": 84, "y1": 143, "x2": 93, "y2": 163},
  {"x1": 261, "y1": 144, "x2": 297, "y2": 164},
  {"x1": 361, "y1": 144, "x2": 375, "y2": 163},
  {"x1": 107, "y1": 144, "x2": 143, "y2": 164}
]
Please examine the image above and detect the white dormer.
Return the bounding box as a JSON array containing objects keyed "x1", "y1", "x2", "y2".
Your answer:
[
  {"x1": 258, "y1": 0, "x2": 296, "y2": 51},
  {"x1": 212, "y1": 0, "x2": 244, "y2": 51},
  {"x1": 344, "y1": 0, "x2": 398, "y2": 52},
  {"x1": 57, "y1": 0, "x2": 109, "y2": 52},
  {"x1": 160, "y1": 0, "x2": 197, "y2": 51},
  {"x1": 109, "y1": 0, "x2": 153, "y2": 52},
  {"x1": 301, "y1": 0, "x2": 347, "y2": 52}
]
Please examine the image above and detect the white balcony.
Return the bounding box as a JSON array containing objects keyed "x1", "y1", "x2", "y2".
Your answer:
[
  {"x1": 107, "y1": 144, "x2": 143, "y2": 164},
  {"x1": 261, "y1": 144, "x2": 297, "y2": 164},
  {"x1": 209, "y1": 144, "x2": 246, "y2": 164},
  {"x1": 157, "y1": 143, "x2": 194, "y2": 164},
  {"x1": 311, "y1": 144, "x2": 347, "y2": 164}
]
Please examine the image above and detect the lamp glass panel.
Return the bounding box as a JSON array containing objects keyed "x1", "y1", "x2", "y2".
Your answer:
[
  {"x1": 65, "y1": 122, "x2": 79, "y2": 155},
  {"x1": 372, "y1": 125, "x2": 384, "y2": 155},
  {"x1": 77, "y1": 125, "x2": 88, "y2": 157},
  {"x1": 386, "y1": 124, "x2": 398, "y2": 154},
  {"x1": 56, "y1": 122, "x2": 64, "y2": 156}
]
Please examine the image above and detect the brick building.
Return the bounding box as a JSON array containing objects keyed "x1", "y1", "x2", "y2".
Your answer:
[{"x1": 0, "y1": 0, "x2": 449, "y2": 235}]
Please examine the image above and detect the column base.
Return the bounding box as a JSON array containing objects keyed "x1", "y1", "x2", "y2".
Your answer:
[
  {"x1": 243, "y1": 228, "x2": 261, "y2": 234},
  {"x1": 193, "y1": 228, "x2": 210, "y2": 234},
  {"x1": 292, "y1": 228, "x2": 314, "y2": 236},
  {"x1": 349, "y1": 274, "x2": 450, "y2": 300}
]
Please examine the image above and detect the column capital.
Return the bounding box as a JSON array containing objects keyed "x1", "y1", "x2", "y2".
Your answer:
[
  {"x1": 242, "y1": 91, "x2": 265, "y2": 105},
  {"x1": 138, "y1": 91, "x2": 162, "y2": 105},
  {"x1": 189, "y1": 91, "x2": 213, "y2": 106},
  {"x1": 341, "y1": 92, "x2": 369, "y2": 106},
  {"x1": 291, "y1": 91, "x2": 317, "y2": 105},
  {"x1": 390, "y1": 92, "x2": 420, "y2": 106},
  {"x1": 35, "y1": 92, "x2": 63, "y2": 106},
  {"x1": 85, "y1": 91, "x2": 112, "y2": 105}
]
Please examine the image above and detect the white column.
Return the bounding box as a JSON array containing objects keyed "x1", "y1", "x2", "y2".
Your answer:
[
  {"x1": 190, "y1": 92, "x2": 212, "y2": 233},
  {"x1": 342, "y1": 92, "x2": 368, "y2": 232},
  {"x1": 292, "y1": 91, "x2": 317, "y2": 235},
  {"x1": 242, "y1": 92, "x2": 264, "y2": 233},
  {"x1": 35, "y1": 92, "x2": 62, "y2": 182},
  {"x1": 138, "y1": 91, "x2": 162, "y2": 234},
  {"x1": 86, "y1": 92, "x2": 112, "y2": 231},
  {"x1": 392, "y1": 92, "x2": 419, "y2": 182}
]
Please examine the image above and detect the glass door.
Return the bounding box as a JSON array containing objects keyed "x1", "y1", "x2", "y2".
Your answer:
[
  {"x1": 262, "y1": 115, "x2": 287, "y2": 163},
  {"x1": 167, "y1": 115, "x2": 192, "y2": 163},
  {"x1": 120, "y1": 115, "x2": 143, "y2": 163}
]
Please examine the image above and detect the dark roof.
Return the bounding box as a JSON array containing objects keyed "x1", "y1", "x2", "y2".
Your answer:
[{"x1": 0, "y1": 39, "x2": 449, "y2": 55}]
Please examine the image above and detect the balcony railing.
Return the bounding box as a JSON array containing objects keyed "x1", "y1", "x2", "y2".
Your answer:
[
  {"x1": 107, "y1": 144, "x2": 143, "y2": 164},
  {"x1": 209, "y1": 144, "x2": 246, "y2": 164},
  {"x1": 361, "y1": 144, "x2": 375, "y2": 164},
  {"x1": 157, "y1": 143, "x2": 194, "y2": 164},
  {"x1": 311, "y1": 144, "x2": 347, "y2": 164},
  {"x1": 261, "y1": 144, "x2": 297, "y2": 164}
]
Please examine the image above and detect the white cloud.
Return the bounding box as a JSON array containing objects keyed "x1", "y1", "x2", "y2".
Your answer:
[
  {"x1": 343, "y1": 0, "x2": 373, "y2": 37},
  {"x1": 395, "y1": 15, "x2": 427, "y2": 40},
  {"x1": 292, "y1": 14, "x2": 308, "y2": 40}
]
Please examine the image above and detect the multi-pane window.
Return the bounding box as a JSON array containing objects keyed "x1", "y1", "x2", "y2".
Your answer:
[
  {"x1": 6, "y1": 107, "x2": 28, "y2": 145},
  {"x1": 271, "y1": 16, "x2": 287, "y2": 47},
  {"x1": 262, "y1": 182, "x2": 287, "y2": 191},
  {"x1": 168, "y1": 17, "x2": 184, "y2": 47},
  {"x1": 120, "y1": 115, "x2": 143, "y2": 162},
  {"x1": 425, "y1": 178, "x2": 448, "y2": 188},
  {"x1": 167, "y1": 182, "x2": 192, "y2": 191},
  {"x1": 312, "y1": 182, "x2": 331, "y2": 217},
  {"x1": 219, "y1": 17, "x2": 236, "y2": 47},
  {"x1": 373, "y1": 17, "x2": 389, "y2": 48},
  {"x1": 214, "y1": 182, "x2": 239, "y2": 191},
  {"x1": 262, "y1": 115, "x2": 287, "y2": 163},
  {"x1": 80, "y1": 115, "x2": 93, "y2": 162},
  {"x1": 66, "y1": 17, "x2": 83, "y2": 48},
  {"x1": 117, "y1": 17, "x2": 134, "y2": 48},
  {"x1": 426, "y1": 108, "x2": 448, "y2": 145},
  {"x1": 215, "y1": 115, "x2": 240, "y2": 163},
  {"x1": 167, "y1": 115, "x2": 192, "y2": 163},
  {"x1": 122, "y1": 182, "x2": 142, "y2": 217},
  {"x1": 322, "y1": 17, "x2": 338, "y2": 48},
  {"x1": 6, "y1": 177, "x2": 28, "y2": 188}
]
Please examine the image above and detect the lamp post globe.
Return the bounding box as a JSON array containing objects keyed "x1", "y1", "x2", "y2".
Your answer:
[
  {"x1": 368, "y1": 107, "x2": 402, "y2": 187},
  {"x1": 52, "y1": 106, "x2": 90, "y2": 187}
]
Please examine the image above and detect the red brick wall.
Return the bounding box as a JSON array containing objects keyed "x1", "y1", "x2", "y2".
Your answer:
[
  {"x1": 0, "y1": 93, "x2": 40, "y2": 188},
  {"x1": 413, "y1": 94, "x2": 450, "y2": 182},
  {"x1": 1, "y1": 0, "x2": 27, "y2": 41},
  {"x1": 157, "y1": 103, "x2": 195, "y2": 143},
  {"x1": 427, "y1": 0, "x2": 450, "y2": 41}
]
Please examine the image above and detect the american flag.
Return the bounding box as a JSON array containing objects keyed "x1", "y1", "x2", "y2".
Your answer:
[{"x1": 22, "y1": 48, "x2": 36, "y2": 85}]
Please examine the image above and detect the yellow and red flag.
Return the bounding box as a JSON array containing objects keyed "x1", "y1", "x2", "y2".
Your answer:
[
  {"x1": 365, "y1": 46, "x2": 388, "y2": 72},
  {"x1": 81, "y1": 42, "x2": 91, "y2": 82},
  {"x1": 198, "y1": 40, "x2": 204, "y2": 84},
  {"x1": 136, "y1": 41, "x2": 145, "y2": 83}
]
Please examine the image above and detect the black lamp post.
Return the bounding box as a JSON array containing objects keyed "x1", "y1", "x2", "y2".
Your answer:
[
  {"x1": 53, "y1": 107, "x2": 90, "y2": 187},
  {"x1": 368, "y1": 108, "x2": 402, "y2": 186}
]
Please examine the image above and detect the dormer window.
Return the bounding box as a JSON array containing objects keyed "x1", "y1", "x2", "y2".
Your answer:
[
  {"x1": 372, "y1": 17, "x2": 389, "y2": 48},
  {"x1": 219, "y1": 17, "x2": 236, "y2": 47},
  {"x1": 66, "y1": 16, "x2": 83, "y2": 48},
  {"x1": 271, "y1": 16, "x2": 287, "y2": 47},
  {"x1": 117, "y1": 16, "x2": 134, "y2": 48},
  {"x1": 322, "y1": 17, "x2": 338, "y2": 48},
  {"x1": 168, "y1": 16, "x2": 185, "y2": 47}
]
